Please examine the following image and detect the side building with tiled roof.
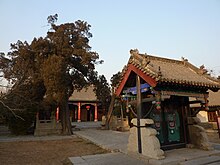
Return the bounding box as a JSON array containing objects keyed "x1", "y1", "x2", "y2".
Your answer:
[
  {"x1": 34, "y1": 85, "x2": 104, "y2": 136},
  {"x1": 195, "y1": 89, "x2": 220, "y2": 128},
  {"x1": 68, "y1": 85, "x2": 104, "y2": 122},
  {"x1": 114, "y1": 49, "x2": 220, "y2": 153}
]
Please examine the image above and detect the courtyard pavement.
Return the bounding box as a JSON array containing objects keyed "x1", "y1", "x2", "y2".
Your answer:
[
  {"x1": 72, "y1": 123, "x2": 129, "y2": 153},
  {"x1": 70, "y1": 122, "x2": 220, "y2": 165}
]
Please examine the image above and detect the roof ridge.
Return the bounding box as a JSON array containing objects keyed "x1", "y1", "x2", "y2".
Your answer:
[
  {"x1": 140, "y1": 53, "x2": 184, "y2": 65},
  {"x1": 130, "y1": 49, "x2": 218, "y2": 78},
  {"x1": 184, "y1": 60, "x2": 220, "y2": 83}
]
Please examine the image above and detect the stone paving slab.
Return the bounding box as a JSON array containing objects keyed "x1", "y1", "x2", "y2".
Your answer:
[
  {"x1": 69, "y1": 153, "x2": 147, "y2": 165},
  {"x1": 165, "y1": 148, "x2": 220, "y2": 161},
  {"x1": 208, "y1": 162, "x2": 220, "y2": 165},
  {"x1": 149, "y1": 148, "x2": 220, "y2": 165},
  {"x1": 73, "y1": 128, "x2": 129, "y2": 153},
  {"x1": 179, "y1": 155, "x2": 220, "y2": 165}
]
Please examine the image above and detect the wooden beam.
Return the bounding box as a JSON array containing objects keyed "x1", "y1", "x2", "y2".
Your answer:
[
  {"x1": 115, "y1": 68, "x2": 132, "y2": 96},
  {"x1": 189, "y1": 100, "x2": 203, "y2": 104},
  {"x1": 129, "y1": 64, "x2": 157, "y2": 87},
  {"x1": 128, "y1": 97, "x2": 156, "y2": 105},
  {"x1": 105, "y1": 94, "x2": 116, "y2": 129}
]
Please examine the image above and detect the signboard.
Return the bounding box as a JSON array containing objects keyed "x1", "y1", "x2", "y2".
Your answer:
[{"x1": 123, "y1": 83, "x2": 151, "y2": 94}]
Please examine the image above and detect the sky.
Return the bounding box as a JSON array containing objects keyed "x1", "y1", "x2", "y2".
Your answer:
[{"x1": 0, "y1": 0, "x2": 220, "y2": 83}]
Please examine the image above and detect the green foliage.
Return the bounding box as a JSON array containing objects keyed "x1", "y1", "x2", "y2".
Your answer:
[
  {"x1": 112, "y1": 105, "x2": 121, "y2": 117},
  {"x1": 1, "y1": 83, "x2": 43, "y2": 135},
  {"x1": 93, "y1": 73, "x2": 111, "y2": 108},
  {"x1": 42, "y1": 55, "x2": 68, "y2": 103},
  {"x1": 8, "y1": 110, "x2": 35, "y2": 135},
  {"x1": 112, "y1": 98, "x2": 126, "y2": 117},
  {"x1": 0, "y1": 15, "x2": 103, "y2": 135},
  {"x1": 110, "y1": 71, "x2": 122, "y2": 88}
]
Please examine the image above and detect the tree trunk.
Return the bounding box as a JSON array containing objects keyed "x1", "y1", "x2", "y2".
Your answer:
[{"x1": 60, "y1": 101, "x2": 72, "y2": 135}]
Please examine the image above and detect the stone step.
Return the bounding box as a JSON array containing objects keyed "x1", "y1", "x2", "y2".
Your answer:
[
  {"x1": 179, "y1": 155, "x2": 220, "y2": 165},
  {"x1": 34, "y1": 128, "x2": 62, "y2": 136},
  {"x1": 35, "y1": 127, "x2": 57, "y2": 130},
  {"x1": 36, "y1": 123, "x2": 62, "y2": 129}
]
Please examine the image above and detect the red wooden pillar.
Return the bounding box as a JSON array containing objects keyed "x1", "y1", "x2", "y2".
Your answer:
[
  {"x1": 75, "y1": 107, "x2": 77, "y2": 121},
  {"x1": 56, "y1": 107, "x2": 59, "y2": 121},
  {"x1": 94, "y1": 103, "x2": 98, "y2": 122},
  {"x1": 77, "y1": 102, "x2": 81, "y2": 122}
]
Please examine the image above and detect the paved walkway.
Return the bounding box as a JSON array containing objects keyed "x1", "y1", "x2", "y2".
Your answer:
[
  {"x1": 72, "y1": 128, "x2": 149, "y2": 164},
  {"x1": 69, "y1": 153, "x2": 146, "y2": 165},
  {"x1": 70, "y1": 124, "x2": 220, "y2": 165},
  {"x1": 74, "y1": 128, "x2": 129, "y2": 153}
]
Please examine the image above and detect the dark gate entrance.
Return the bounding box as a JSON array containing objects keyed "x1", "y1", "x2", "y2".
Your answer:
[{"x1": 150, "y1": 96, "x2": 187, "y2": 150}]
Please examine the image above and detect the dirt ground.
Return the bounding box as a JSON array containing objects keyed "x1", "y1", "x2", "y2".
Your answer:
[{"x1": 0, "y1": 136, "x2": 108, "y2": 165}]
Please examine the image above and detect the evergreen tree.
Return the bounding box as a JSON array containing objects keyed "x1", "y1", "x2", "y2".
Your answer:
[{"x1": 0, "y1": 15, "x2": 102, "y2": 134}]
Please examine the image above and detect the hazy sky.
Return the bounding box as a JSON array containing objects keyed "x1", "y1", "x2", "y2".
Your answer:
[{"x1": 0, "y1": 0, "x2": 220, "y2": 82}]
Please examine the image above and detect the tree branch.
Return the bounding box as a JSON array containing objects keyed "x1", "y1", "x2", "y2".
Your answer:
[{"x1": 0, "y1": 100, "x2": 24, "y2": 120}]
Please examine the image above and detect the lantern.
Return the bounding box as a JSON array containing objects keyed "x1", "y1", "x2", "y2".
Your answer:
[
  {"x1": 86, "y1": 105, "x2": 90, "y2": 110},
  {"x1": 156, "y1": 101, "x2": 161, "y2": 110}
]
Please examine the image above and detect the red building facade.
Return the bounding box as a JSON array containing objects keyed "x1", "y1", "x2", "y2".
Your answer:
[{"x1": 68, "y1": 86, "x2": 103, "y2": 122}]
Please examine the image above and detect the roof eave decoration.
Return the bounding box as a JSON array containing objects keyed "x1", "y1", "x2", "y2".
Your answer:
[
  {"x1": 159, "y1": 78, "x2": 220, "y2": 89},
  {"x1": 181, "y1": 62, "x2": 220, "y2": 90}
]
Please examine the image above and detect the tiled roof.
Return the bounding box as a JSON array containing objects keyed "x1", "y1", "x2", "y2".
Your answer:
[
  {"x1": 118, "y1": 49, "x2": 220, "y2": 90},
  {"x1": 68, "y1": 86, "x2": 98, "y2": 102},
  {"x1": 208, "y1": 90, "x2": 220, "y2": 107}
]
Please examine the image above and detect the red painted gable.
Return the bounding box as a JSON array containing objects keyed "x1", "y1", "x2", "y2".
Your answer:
[{"x1": 115, "y1": 64, "x2": 157, "y2": 96}]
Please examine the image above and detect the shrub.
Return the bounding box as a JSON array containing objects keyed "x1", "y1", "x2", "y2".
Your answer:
[{"x1": 8, "y1": 110, "x2": 35, "y2": 135}]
